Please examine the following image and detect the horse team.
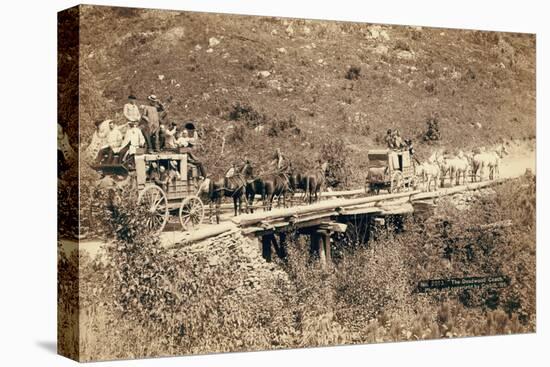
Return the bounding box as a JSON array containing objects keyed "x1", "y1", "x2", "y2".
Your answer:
[
  {"x1": 195, "y1": 145, "x2": 508, "y2": 223},
  {"x1": 417, "y1": 145, "x2": 508, "y2": 192},
  {"x1": 197, "y1": 161, "x2": 329, "y2": 223}
]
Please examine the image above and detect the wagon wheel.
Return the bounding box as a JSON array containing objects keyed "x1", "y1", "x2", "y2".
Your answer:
[
  {"x1": 179, "y1": 195, "x2": 205, "y2": 230},
  {"x1": 138, "y1": 185, "x2": 168, "y2": 234},
  {"x1": 389, "y1": 172, "x2": 404, "y2": 193}
]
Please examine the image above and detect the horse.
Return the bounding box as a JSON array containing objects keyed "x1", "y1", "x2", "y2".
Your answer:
[
  {"x1": 264, "y1": 172, "x2": 293, "y2": 209},
  {"x1": 197, "y1": 173, "x2": 248, "y2": 224},
  {"x1": 439, "y1": 151, "x2": 469, "y2": 186},
  {"x1": 302, "y1": 162, "x2": 328, "y2": 204},
  {"x1": 241, "y1": 161, "x2": 268, "y2": 213},
  {"x1": 470, "y1": 145, "x2": 507, "y2": 182},
  {"x1": 416, "y1": 161, "x2": 440, "y2": 192},
  {"x1": 288, "y1": 169, "x2": 309, "y2": 204}
]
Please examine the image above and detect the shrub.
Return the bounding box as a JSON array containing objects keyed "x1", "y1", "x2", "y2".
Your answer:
[
  {"x1": 320, "y1": 138, "x2": 353, "y2": 189},
  {"x1": 345, "y1": 65, "x2": 361, "y2": 80}
]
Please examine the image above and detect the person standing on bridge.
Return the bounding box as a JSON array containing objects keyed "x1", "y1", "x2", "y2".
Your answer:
[
  {"x1": 384, "y1": 129, "x2": 394, "y2": 149},
  {"x1": 271, "y1": 148, "x2": 290, "y2": 173}
]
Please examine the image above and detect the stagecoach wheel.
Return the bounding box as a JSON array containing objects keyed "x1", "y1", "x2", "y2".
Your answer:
[
  {"x1": 389, "y1": 172, "x2": 404, "y2": 193},
  {"x1": 179, "y1": 195, "x2": 205, "y2": 230},
  {"x1": 138, "y1": 185, "x2": 169, "y2": 234}
]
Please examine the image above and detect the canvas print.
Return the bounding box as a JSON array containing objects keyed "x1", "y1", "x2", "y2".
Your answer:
[{"x1": 57, "y1": 5, "x2": 536, "y2": 362}]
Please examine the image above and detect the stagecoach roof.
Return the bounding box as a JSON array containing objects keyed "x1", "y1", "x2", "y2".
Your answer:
[
  {"x1": 139, "y1": 153, "x2": 188, "y2": 161},
  {"x1": 368, "y1": 149, "x2": 391, "y2": 155}
]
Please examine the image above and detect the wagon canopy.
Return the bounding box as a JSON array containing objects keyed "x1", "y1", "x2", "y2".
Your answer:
[{"x1": 367, "y1": 149, "x2": 390, "y2": 168}]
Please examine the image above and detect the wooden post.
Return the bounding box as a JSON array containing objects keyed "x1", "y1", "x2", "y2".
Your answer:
[
  {"x1": 262, "y1": 234, "x2": 272, "y2": 262},
  {"x1": 317, "y1": 230, "x2": 332, "y2": 268},
  {"x1": 310, "y1": 232, "x2": 320, "y2": 258},
  {"x1": 277, "y1": 232, "x2": 288, "y2": 260},
  {"x1": 320, "y1": 230, "x2": 331, "y2": 264}
]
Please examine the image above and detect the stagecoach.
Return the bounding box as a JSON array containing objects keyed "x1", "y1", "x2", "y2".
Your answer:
[
  {"x1": 92, "y1": 149, "x2": 205, "y2": 234},
  {"x1": 365, "y1": 149, "x2": 416, "y2": 194}
]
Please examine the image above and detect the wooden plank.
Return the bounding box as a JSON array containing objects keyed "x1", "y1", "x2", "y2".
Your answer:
[{"x1": 233, "y1": 190, "x2": 419, "y2": 226}]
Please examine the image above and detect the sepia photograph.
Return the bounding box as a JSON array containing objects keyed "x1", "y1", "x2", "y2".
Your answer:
[{"x1": 57, "y1": 4, "x2": 536, "y2": 362}]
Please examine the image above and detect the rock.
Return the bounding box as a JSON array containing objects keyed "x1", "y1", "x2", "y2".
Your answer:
[
  {"x1": 257, "y1": 70, "x2": 271, "y2": 78},
  {"x1": 271, "y1": 29, "x2": 278, "y2": 36},
  {"x1": 254, "y1": 125, "x2": 265, "y2": 133},
  {"x1": 267, "y1": 79, "x2": 282, "y2": 90},
  {"x1": 161, "y1": 26, "x2": 185, "y2": 44},
  {"x1": 369, "y1": 28, "x2": 380, "y2": 39},
  {"x1": 206, "y1": 48, "x2": 214, "y2": 53},
  {"x1": 277, "y1": 47, "x2": 287, "y2": 54},
  {"x1": 303, "y1": 26, "x2": 311, "y2": 35},
  {"x1": 209, "y1": 37, "x2": 220, "y2": 47},
  {"x1": 380, "y1": 30, "x2": 390, "y2": 41},
  {"x1": 396, "y1": 50, "x2": 415, "y2": 60},
  {"x1": 476, "y1": 122, "x2": 483, "y2": 129},
  {"x1": 158, "y1": 74, "x2": 165, "y2": 81},
  {"x1": 373, "y1": 44, "x2": 389, "y2": 55},
  {"x1": 194, "y1": 44, "x2": 202, "y2": 51},
  {"x1": 286, "y1": 24, "x2": 294, "y2": 37}
]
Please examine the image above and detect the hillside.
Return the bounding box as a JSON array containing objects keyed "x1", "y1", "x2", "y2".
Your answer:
[{"x1": 67, "y1": 5, "x2": 535, "y2": 184}]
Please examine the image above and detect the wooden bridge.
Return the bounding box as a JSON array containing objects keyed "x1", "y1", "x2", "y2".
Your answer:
[{"x1": 167, "y1": 178, "x2": 507, "y2": 265}]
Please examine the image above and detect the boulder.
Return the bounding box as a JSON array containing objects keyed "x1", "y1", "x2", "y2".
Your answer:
[{"x1": 209, "y1": 37, "x2": 221, "y2": 47}]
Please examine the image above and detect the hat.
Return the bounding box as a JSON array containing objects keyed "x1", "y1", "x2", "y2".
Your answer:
[
  {"x1": 147, "y1": 95, "x2": 159, "y2": 102},
  {"x1": 170, "y1": 160, "x2": 178, "y2": 169},
  {"x1": 184, "y1": 121, "x2": 196, "y2": 130},
  {"x1": 128, "y1": 94, "x2": 136, "y2": 100}
]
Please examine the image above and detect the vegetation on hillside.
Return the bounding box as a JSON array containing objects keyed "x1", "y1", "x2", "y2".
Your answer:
[
  {"x1": 64, "y1": 5, "x2": 535, "y2": 183},
  {"x1": 58, "y1": 174, "x2": 536, "y2": 361}
]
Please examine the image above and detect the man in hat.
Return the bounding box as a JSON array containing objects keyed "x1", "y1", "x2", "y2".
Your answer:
[
  {"x1": 118, "y1": 120, "x2": 146, "y2": 165},
  {"x1": 392, "y1": 129, "x2": 404, "y2": 149},
  {"x1": 141, "y1": 95, "x2": 162, "y2": 153},
  {"x1": 95, "y1": 120, "x2": 123, "y2": 164},
  {"x1": 270, "y1": 148, "x2": 289, "y2": 173},
  {"x1": 182, "y1": 121, "x2": 199, "y2": 147},
  {"x1": 167, "y1": 160, "x2": 181, "y2": 189},
  {"x1": 384, "y1": 129, "x2": 394, "y2": 149},
  {"x1": 161, "y1": 122, "x2": 178, "y2": 150},
  {"x1": 149, "y1": 164, "x2": 169, "y2": 191},
  {"x1": 123, "y1": 95, "x2": 141, "y2": 123}
]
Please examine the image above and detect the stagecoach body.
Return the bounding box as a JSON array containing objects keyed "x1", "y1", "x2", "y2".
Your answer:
[
  {"x1": 93, "y1": 150, "x2": 205, "y2": 234},
  {"x1": 365, "y1": 149, "x2": 416, "y2": 194}
]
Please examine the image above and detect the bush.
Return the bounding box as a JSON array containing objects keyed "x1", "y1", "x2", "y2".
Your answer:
[
  {"x1": 320, "y1": 138, "x2": 353, "y2": 189},
  {"x1": 345, "y1": 65, "x2": 361, "y2": 80}
]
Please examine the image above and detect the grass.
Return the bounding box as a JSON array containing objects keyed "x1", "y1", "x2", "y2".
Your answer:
[
  {"x1": 59, "y1": 6, "x2": 535, "y2": 182},
  {"x1": 58, "y1": 175, "x2": 536, "y2": 361}
]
